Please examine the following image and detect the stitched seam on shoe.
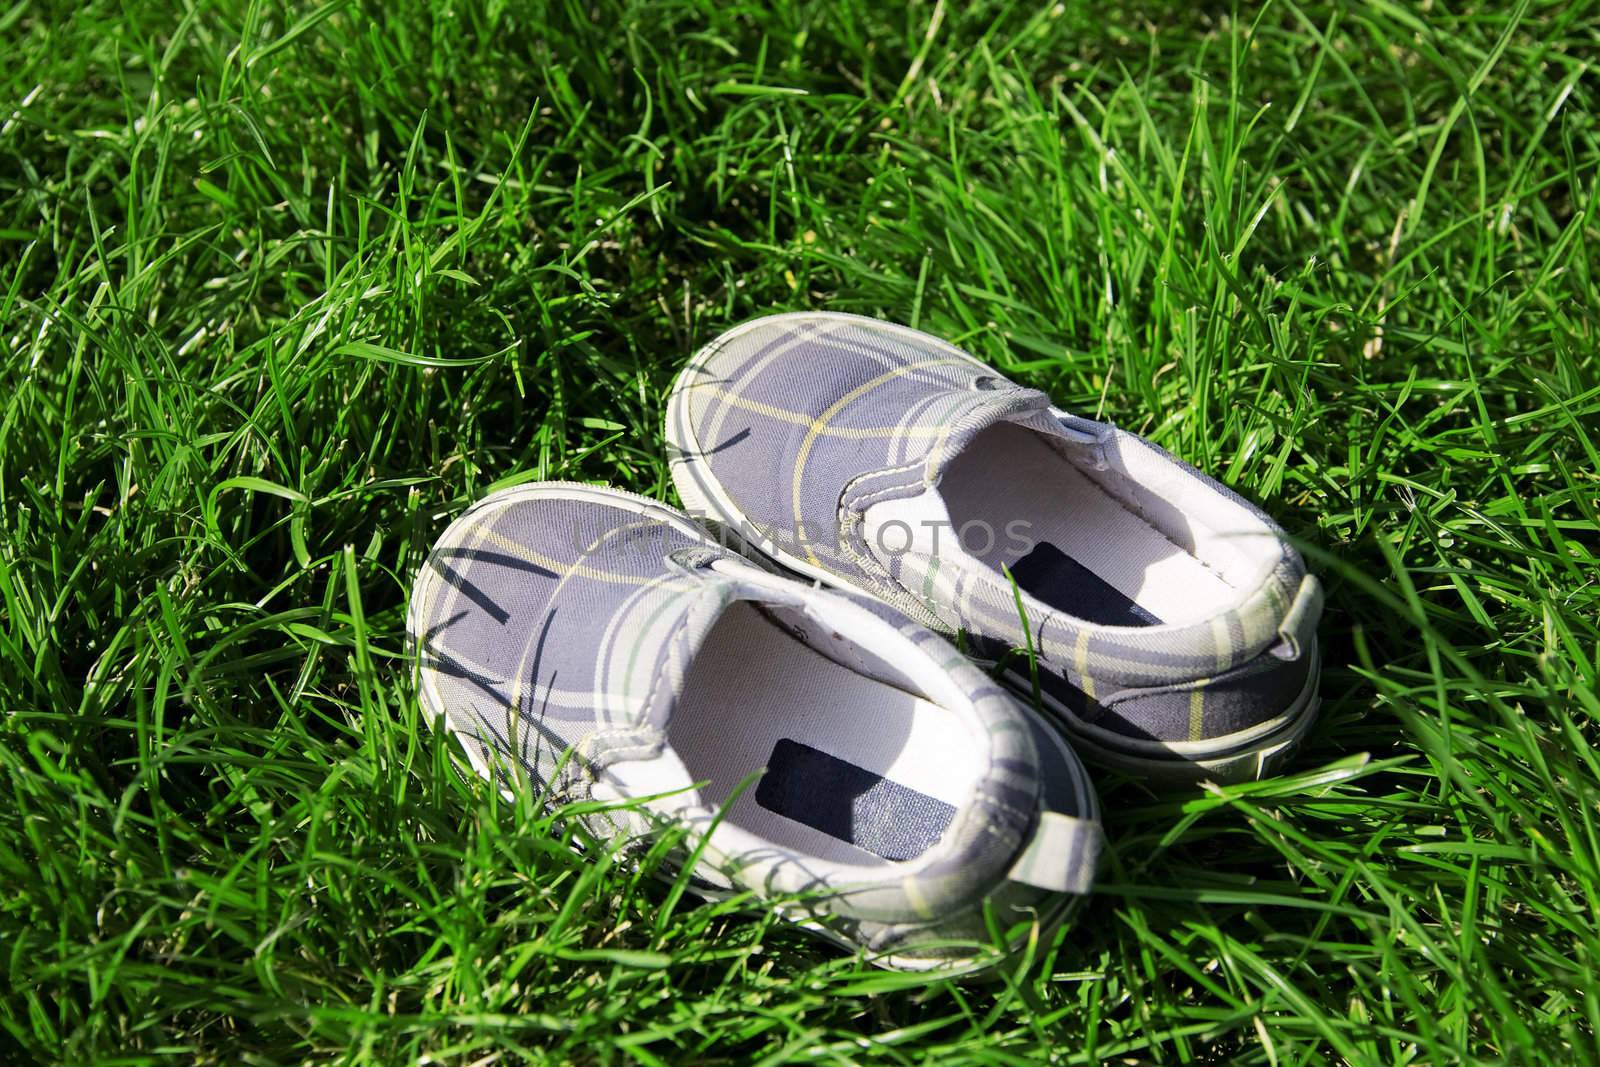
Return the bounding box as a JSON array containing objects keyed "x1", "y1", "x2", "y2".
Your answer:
[
  {"x1": 580, "y1": 725, "x2": 666, "y2": 770},
  {"x1": 639, "y1": 587, "x2": 708, "y2": 729},
  {"x1": 837, "y1": 463, "x2": 935, "y2": 593},
  {"x1": 838, "y1": 479, "x2": 934, "y2": 620}
]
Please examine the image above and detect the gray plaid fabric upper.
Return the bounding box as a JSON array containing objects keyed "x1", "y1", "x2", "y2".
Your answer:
[
  {"x1": 408, "y1": 484, "x2": 1098, "y2": 930},
  {"x1": 410, "y1": 487, "x2": 727, "y2": 792},
  {"x1": 670, "y1": 312, "x2": 1322, "y2": 744}
]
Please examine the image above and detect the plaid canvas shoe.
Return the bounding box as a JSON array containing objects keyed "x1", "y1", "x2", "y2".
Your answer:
[
  {"x1": 407, "y1": 482, "x2": 1102, "y2": 970},
  {"x1": 667, "y1": 312, "x2": 1323, "y2": 783}
]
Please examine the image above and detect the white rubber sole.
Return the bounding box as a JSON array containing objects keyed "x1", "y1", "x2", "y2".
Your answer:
[{"x1": 665, "y1": 325, "x2": 1321, "y2": 786}]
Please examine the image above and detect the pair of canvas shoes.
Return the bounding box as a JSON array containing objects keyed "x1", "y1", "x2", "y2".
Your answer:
[{"x1": 408, "y1": 313, "x2": 1323, "y2": 970}]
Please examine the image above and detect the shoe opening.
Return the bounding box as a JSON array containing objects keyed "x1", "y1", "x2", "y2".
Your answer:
[
  {"x1": 938, "y1": 422, "x2": 1281, "y2": 627},
  {"x1": 666, "y1": 601, "x2": 984, "y2": 867}
]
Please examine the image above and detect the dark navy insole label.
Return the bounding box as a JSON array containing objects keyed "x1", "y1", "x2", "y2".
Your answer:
[
  {"x1": 755, "y1": 739, "x2": 954, "y2": 861},
  {"x1": 1009, "y1": 542, "x2": 1163, "y2": 627}
]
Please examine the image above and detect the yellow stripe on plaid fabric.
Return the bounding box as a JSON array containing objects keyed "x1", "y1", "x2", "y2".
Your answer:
[
  {"x1": 1074, "y1": 628, "x2": 1095, "y2": 701},
  {"x1": 790, "y1": 359, "x2": 964, "y2": 567},
  {"x1": 692, "y1": 385, "x2": 955, "y2": 439},
  {"x1": 472, "y1": 525, "x2": 655, "y2": 585},
  {"x1": 1187, "y1": 680, "x2": 1209, "y2": 743}
]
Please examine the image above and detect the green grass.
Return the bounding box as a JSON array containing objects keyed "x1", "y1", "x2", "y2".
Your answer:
[{"x1": 2, "y1": 0, "x2": 1598, "y2": 1061}]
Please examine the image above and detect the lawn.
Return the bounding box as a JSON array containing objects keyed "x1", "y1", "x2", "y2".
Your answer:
[{"x1": 3, "y1": 0, "x2": 1598, "y2": 1062}]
